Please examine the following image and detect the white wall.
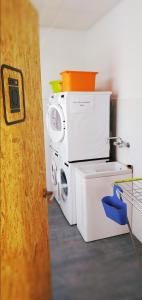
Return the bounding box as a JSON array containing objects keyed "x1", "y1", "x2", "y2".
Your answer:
[
  {"x1": 85, "y1": 0, "x2": 142, "y2": 177},
  {"x1": 85, "y1": 0, "x2": 142, "y2": 241},
  {"x1": 40, "y1": 27, "x2": 87, "y2": 189},
  {"x1": 40, "y1": 27, "x2": 87, "y2": 99}
]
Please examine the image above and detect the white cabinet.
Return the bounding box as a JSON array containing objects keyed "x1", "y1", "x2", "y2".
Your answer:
[{"x1": 75, "y1": 162, "x2": 132, "y2": 242}]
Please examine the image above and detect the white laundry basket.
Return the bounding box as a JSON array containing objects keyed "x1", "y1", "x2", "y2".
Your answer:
[{"x1": 75, "y1": 162, "x2": 132, "y2": 242}]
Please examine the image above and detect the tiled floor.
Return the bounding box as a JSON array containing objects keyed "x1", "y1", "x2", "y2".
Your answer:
[{"x1": 48, "y1": 199, "x2": 142, "y2": 300}]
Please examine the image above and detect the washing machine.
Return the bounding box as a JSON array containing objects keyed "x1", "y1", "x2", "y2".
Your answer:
[
  {"x1": 50, "y1": 147, "x2": 61, "y2": 204},
  {"x1": 46, "y1": 92, "x2": 111, "y2": 162},
  {"x1": 58, "y1": 158, "x2": 108, "y2": 225}
]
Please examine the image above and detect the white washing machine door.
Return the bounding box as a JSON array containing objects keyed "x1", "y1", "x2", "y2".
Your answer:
[
  {"x1": 47, "y1": 104, "x2": 65, "y2": 143},
  {"x1": 60, "y1": 168, "x2": 68, "y2": 202}
]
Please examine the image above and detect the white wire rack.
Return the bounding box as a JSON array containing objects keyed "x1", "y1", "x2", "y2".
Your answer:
[
  {"x1": 114, "y1": 178, "x2": 142, "y2": 214},
  {"x1": 114, "y1": 178, "x2": 142, "y2": 271}
]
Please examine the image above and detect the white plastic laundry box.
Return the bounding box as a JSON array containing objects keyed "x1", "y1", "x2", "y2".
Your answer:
[{"x1": 75, "y1": 162, "x2": 132, "y2": 242}]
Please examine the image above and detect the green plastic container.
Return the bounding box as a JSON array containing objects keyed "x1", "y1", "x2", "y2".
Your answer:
[{"x1": 49, "y1": 80, "x2": 62, "y2": 93}]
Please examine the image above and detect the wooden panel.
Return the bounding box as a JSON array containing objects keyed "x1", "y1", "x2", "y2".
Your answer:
[{"x1": 0, "y1": 0, "x2": 51, "y2": 299}]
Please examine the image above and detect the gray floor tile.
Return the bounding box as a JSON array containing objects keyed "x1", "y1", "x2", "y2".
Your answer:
[{"x1": 48, "y1": 200, "x2": 142, "y2": 300}]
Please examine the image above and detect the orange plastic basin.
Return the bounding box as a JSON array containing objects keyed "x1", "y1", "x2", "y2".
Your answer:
[{"x1": 60, "y1": 70, "x2": 98, "y2": 92}]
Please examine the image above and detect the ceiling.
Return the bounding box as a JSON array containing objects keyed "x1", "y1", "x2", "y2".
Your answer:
[{"x1": 31, "y1": 0, "x2": 121, "y2": 30}]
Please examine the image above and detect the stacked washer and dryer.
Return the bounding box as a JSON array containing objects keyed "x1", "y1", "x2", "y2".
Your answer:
[{"x1": 46, "y1": 91, "x2": 112, "y2": 225}]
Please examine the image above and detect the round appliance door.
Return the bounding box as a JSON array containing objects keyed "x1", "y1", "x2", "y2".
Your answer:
[
  {"x1": 47, "y1": 104, "x2": 65, "y2": 143},
  {"x1": 60, "y1": 168, "x2": 68, "y2": 202}
]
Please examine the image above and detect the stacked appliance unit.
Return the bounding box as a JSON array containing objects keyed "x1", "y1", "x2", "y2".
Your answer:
[{"x1": 46, "y1": 91, "x2": 112, "y2": 225}]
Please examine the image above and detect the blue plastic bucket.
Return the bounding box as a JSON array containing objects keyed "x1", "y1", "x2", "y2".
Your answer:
[{"x1": 102, "y1": 185, "x2": 128, "y2": 225}]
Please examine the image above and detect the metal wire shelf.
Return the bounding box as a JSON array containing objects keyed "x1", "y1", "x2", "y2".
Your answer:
[
  {"x1": 114, "y1": 178, "x2": 142, "y2": 214},
  {"x1": 113, "y1": 178, "x2": 142, "y2": 271}
]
